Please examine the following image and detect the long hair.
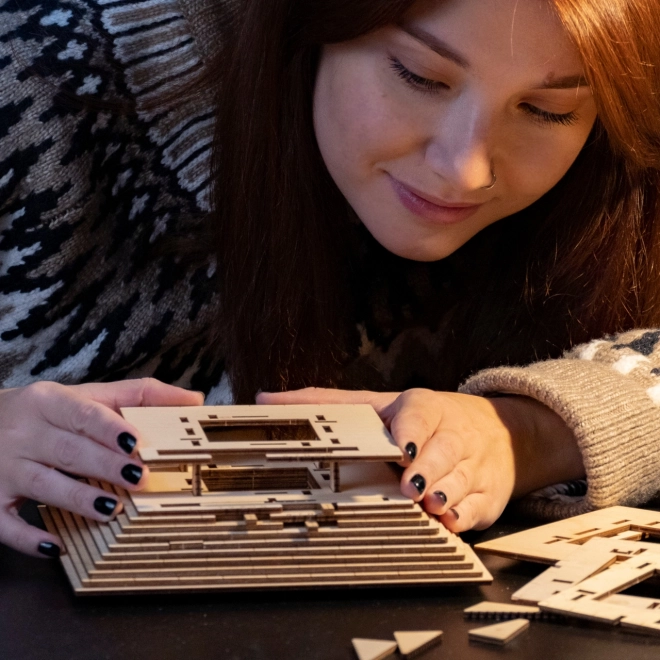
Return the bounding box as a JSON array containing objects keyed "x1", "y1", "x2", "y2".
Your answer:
[{"x1": 207, "y1": 0, "x2": 660, "y2": 402}]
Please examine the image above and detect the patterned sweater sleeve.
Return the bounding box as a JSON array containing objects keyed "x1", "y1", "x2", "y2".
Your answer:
[{"x1": 459, "y1": 329, "x2": 660, "y2": 520}]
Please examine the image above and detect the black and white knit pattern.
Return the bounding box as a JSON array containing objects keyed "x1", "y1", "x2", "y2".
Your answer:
[{"x1": 0, "y1": 0, "x2": 230, "y2": 401}]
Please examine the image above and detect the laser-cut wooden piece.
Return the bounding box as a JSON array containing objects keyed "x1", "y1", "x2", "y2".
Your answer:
[
  {"x1": 463, "y1": 601, "x2": 544, "y2": 620},
  {"x1": 124, "y1": 404, "x2": 404, "y2": 466},
  {"x1": 538, "y1": 549, "x2": 660, "y2": 635},
  {"x1": 468, "y1": 618, "x2": 530, "y2": 645},
  {"x1": 351, "y1": 638, "x2": 397, "y2": 660},
  {"x1": 41, "y1": 404, "x2": 491, "y2": 595},
  {"x1": 512, "y1": 537, "x2": 619, "y2": 604},
  {"x1": 475, "y1": 506, "x2": 660, "y2": 564},
  {"x1": 393, "y1": 630, "x2": 442, "y2": 658}
]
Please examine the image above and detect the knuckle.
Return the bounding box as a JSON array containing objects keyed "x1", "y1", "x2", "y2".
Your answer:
[
  {"x1": 426, "y1": 439, "x2": 458, "y2": 469},
  {"x1": 68, "y1": 400, "x2": 97, "y2": 436},
  {"x1": 135, "y1": 377, "x2": 157, "y2": 406},
  {"x1": 24, "y1": 463, "x2": 49, "y2": 499},
  {"x1": 69, "y1": 482, "x2": 90, "y2": 513},
  {"x1": 402, "y1": 388, "x2": 435, "y2": 406},
  {"x1": 24, "y1": 380, "x2": 61, "y2": 405},
  {"x1": 54, "y1": 436, "x2": 79, "y2": 469},
  {"x1": 460, "y1": 499, "x2": 477, "y2": 528},
  {"x1": 396, "y1": 409, "x2": 431, "y2": 439},
  {"x1": 452, "y1": 466, "x2": 470, "y2": 496}
]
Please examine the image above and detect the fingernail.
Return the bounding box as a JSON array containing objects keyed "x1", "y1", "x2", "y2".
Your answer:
[
  {"x1": 117, "y1": 432, "x2": 136, "y2": 454},
  {"x1": 410, "y1": 474, "x2": 426, "y2": 495},
  {"x1": 38, "y1": 542, "x2": 60, "y2": 558},
  {"x1": 121, "y1": 464, "x2": 143, "y2": 485},
  {"x1": 434, "y1": 491, "x2": 447, "y2": 505},
  {"x1": 450, "y1": 507, "x2": 460, "y2": 520},
  {"x1": 405, "y1": 442, "x2": 417, "y2": 461},
  {"x1": 94, "y1": 496, "x2": 118, "y2": 516}
]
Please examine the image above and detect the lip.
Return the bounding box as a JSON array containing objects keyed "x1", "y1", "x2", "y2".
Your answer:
[{"x1": 388, "y1": 175, "x2": 483, "y2": 225}]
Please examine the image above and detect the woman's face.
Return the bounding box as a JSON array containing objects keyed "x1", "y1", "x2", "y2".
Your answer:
[{"x1": 314, "y1": 0, "x2": 598, "y2": 261}]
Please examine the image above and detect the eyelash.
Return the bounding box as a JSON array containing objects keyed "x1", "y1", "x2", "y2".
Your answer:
[
  {"x1": 520, "y1": 104, "x2": 579, "y2": 127},
  {"x1": 388, "y1": 56, "x2": 579, "y2": 128},
  {"x1": 388, "y1": 56, "x2": 447, "y2": 93}
]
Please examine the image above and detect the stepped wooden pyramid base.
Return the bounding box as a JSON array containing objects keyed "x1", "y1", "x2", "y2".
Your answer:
[{"x1": 41, "y1": 405, "x2": 491, "y2": 595}]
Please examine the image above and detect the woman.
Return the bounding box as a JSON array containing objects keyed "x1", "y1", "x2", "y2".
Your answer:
[{"x1": 1, "y1": 0, "x2": 659, "y2": 558}]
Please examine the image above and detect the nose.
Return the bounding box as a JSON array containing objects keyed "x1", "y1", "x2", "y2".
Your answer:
[{"x1": 424, "y1": 97, "x2": 494, "y2": 192}]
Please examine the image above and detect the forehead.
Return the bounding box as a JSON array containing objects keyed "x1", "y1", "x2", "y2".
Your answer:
[{"x1": 402, "y1": 0, "x2": 584, "y2": 82}]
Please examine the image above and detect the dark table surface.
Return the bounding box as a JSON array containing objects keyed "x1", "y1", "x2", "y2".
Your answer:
[{"x1": 2, "y1": 503, "x2": 660, "y2": 660}]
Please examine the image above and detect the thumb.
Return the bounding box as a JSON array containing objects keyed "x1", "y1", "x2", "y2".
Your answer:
[
  {"x1": 256, "y1": 387, "x2": 399, "y2": 415},
  {"x1": 73, "y1": 378, "x2": 205, "y2": 412}
]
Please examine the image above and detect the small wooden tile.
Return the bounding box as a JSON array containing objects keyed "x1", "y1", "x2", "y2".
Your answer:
[
  {"x1": 464, "y1": 601, "x2": 542, "y2": 620},
  {"x1": 468, "y1": 619, "x2": 530, "y2": 645},
  {"x1": 351, "y1": 638, "x2": 398, "y2": 660},
  {"x1": 393, "y1": 630, "x2": 442, "y2": 658}
]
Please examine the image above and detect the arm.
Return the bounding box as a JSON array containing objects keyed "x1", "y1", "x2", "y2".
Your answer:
[{"x1": 460, "y1": 328, "x2": 660, "y2": 519}]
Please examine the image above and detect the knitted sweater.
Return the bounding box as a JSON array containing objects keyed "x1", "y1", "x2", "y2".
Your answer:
[{"x1": 2, "y1": 0, "x2": 660, "y2": 521}]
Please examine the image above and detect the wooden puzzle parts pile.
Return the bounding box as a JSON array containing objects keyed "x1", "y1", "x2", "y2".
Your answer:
[{"x1": 474, "y1": 505, "x2": 660, "y2": 637}]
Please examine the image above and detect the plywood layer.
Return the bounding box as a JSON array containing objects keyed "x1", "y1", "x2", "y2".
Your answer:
[{"x1": 41, "y1": 482, "x2": 491, "y2": 595}]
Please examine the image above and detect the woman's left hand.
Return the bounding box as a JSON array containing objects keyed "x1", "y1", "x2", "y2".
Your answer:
[{"x1": 257, "y1": 387, "x2": 582, "y2": 532}]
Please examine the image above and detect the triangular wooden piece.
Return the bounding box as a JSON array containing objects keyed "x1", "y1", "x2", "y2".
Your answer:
[
  {"x1": 394, "y1": 630, "x2": 443, "y2": 658},
  {"x1": 468, "y1": 618, "x2": 530, "y2": 645},
  {"x1": 351, "y1": 638, "x2": 398, "y2": 660}
]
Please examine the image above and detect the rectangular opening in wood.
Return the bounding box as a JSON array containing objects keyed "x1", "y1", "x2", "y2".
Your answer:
[
  {"x1": 200, "y1": 419, "x2": 320, "y2": 442},
  {"x1": 200, "y1": 467, "x2": 321, "y2": 491}
]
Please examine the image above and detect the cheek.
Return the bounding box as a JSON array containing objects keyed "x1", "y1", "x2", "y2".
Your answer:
[
  {"x1": 314, "y1": 57, "x2": 413, "y2": 189},
  {"x1": 503, "y1": 128, "x2": 593, "y2": 205}
]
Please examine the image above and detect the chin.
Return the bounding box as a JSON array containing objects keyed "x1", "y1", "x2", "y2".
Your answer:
[{"x1": 375, "y1": 239, "x2": 456, "y2": 262}]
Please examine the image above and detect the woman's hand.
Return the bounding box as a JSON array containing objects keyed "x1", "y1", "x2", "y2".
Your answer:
[
  {"x1": 257, "y1": 388, "x2": 584, "y2": 532},
  {"x1": 0, "y1": 378, "x2": 203, "y2": 558}
]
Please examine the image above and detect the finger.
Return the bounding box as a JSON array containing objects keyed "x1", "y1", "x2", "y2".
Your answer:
[
  {"x1": 23, "y1": 381, "x2": 144, "y2": 457},
  {"x1": 0, "y1": 505, "x2": 63, "y2": 558},
  {"x1": 422, "y1": 463, "x2": 471, "y2": 517},
  {"x1": 256, "y1": 387, "x2": 399, "y2": 413},
  {"x1": 389, "y1": 409, "x2": 437, "y2": 468},
  {"x1": 28, "y1": 429, "x2": 149, "y2": 491},
  {"x1": 72, "y1": 378, "x2": 205, "y2": 412},
  {"x1": 399, "y1": 429, "x2": 461, "y2": 501},
  {"x1": 438, "y1": 492, "x2": 492, "y2": 533},
  {"x1": 16, "y1": 460, "x2": 123, "y2": 523}
]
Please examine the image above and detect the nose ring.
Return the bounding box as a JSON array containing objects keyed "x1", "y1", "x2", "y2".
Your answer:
[{"x1": 482, "y1": 173, "x2": 497, "y2": 190}]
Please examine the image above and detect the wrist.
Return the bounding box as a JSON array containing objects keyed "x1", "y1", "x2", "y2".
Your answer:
[{"x1": 487, "y1": 395, "x2": 584, "y2": 498}]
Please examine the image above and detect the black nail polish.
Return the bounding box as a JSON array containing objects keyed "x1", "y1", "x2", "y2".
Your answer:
[
  {"x1": 38, "y1": 542, "x2": 60, "y2": 558},
  {"x1": 410, "y1": 474, "x2": 426, "y2": 494},
  {"x1": 450, "y1": 507, "x2": 460, "y2": 520},
  {"x1": 405, "y1": 442, "x2": 417, "y2": 461},
  {"x1": 94, "y1": 496, "x2": 118, "y2": 516},
  {"x1": 121, "y1": 464, "x2": 143, "y2": 485},
  {"x1": 117, "y1": 432, "x2": 137, "y2": 454},
  {"x1": 434, "y1": 491, "x2": 447, "y2": 505}
]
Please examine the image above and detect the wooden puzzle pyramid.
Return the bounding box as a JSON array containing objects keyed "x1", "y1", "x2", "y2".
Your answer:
[{"x1": 41, "y1": 404, "x2": 492, "y2": 595}]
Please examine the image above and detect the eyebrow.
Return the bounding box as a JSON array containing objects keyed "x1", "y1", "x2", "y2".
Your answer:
[
  {"x1": 400, "y1": 23, "x2": 590, "y2": 90},
  {"x1": 534, "y1": 75, "x2": 590, "y2": 90},
  {"x1": 401, "y1": 24, "x2": 470, "y2": 69}
]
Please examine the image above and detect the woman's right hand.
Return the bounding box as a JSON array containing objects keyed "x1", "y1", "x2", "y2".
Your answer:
[{"x1": 0, "y1": 378, "x2": 204, "y2": 558}]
